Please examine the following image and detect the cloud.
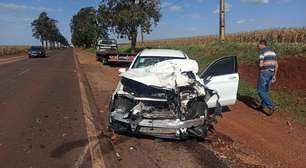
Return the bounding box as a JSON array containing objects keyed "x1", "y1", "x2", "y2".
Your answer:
[
  {"x1": 0, "y1": 2, "x2": 50, "y2": 11},
  {"x1": 236, "y1": 19, "x2": 254, "y2": 24},
  {"x1": 240, "y1": 0, "x2": 269, "y2": 4},
  {"x1": 162, "y1": 1, "x2": 183, "y2": 12},
  {"x1": 213, "y1": 3, "x2": 232, "y2": 14},
  {"x1": 169, "y1": 5, "x2": 182, "y2": 12}
]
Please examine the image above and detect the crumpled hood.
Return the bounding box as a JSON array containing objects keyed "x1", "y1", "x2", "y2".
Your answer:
[{"x1": 120, "y1": 59, "x2": 203, "y2": 90}]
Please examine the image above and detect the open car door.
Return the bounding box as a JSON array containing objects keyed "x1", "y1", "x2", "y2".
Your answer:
[{"x1": 200, "y1": 56, "x2": 239, "y2": 108}]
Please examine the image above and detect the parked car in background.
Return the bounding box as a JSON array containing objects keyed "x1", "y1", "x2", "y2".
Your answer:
[
  {"x1": 28, "y1": 46, "x2": 46, "y2": 58},
  {"x1": 96, "y1": 39, "x2": 136, "y2": 65},
  {"x1": 109, "y1": 49, "x2": 239, "y2": 139}
]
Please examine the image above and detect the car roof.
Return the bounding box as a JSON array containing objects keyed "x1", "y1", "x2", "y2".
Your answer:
[{"x1": 139, "y1": 49, "x2": 186, "y2": 58}]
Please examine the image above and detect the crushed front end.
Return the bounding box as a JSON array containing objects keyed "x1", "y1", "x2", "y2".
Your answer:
[{"x1": 109, "y1": 59, "x2": 222, "y2": 139}]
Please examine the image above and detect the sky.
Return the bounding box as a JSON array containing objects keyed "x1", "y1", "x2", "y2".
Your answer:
[{"x1": 0, "y1": 0, "x2": 305, "y2": 45}]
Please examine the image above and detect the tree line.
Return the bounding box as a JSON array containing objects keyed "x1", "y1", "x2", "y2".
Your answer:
[
  {"x1": 31, "y1": 12, "x2": 69, "y2": 48},
  {"x1": 70, "y1": 0, "x2": 161, "y2": 53}
]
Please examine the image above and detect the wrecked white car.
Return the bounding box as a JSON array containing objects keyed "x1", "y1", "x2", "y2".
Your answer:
[{"x1": 108, "y1": 49, "x2": 239, "y2": 139}]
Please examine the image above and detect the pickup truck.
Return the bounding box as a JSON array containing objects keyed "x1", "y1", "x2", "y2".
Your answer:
[{"x1": 96, "y1": 39, "x2": 136, "y2": 65}]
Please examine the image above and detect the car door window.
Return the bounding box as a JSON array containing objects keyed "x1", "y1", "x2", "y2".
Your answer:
[{"x1": 200, "y1": 56, "x2": 237, "y2": 79}]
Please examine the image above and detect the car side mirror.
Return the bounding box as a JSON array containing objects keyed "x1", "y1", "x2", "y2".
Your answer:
[{"x1": 118, "y1": 68, "x2": 127, "y2": 73}]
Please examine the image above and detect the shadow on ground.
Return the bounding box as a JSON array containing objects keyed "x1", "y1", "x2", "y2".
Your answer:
[
  {"x1": 50, "y1": 139, "x2": 89, "y2": 158},
  {"x1": 237, "y1": 94, "x2": 258, "y2": 110}
]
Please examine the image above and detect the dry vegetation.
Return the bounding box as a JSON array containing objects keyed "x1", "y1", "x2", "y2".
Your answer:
[
  {"x1": 143, "y1": 28, "x2": 306, "y2": 46},
  {"x1": 0, "y1": 46, "x2": 29, "y2": 57}
]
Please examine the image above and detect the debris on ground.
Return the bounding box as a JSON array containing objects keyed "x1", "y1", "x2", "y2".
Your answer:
[
  {"x1": 115, "y1": 152, "x2": 122, "y2": 161},
  {"x1": 129, "y1": 146, "x2": 136, "y2": 151}
]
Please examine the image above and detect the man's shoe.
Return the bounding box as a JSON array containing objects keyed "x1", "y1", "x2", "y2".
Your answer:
[
  {"x1": 255, "y1": 105, "x2": 264, "y2": 112},
  {"x1": 265, "y1": 107, "x2": 274, "y2": 116}
]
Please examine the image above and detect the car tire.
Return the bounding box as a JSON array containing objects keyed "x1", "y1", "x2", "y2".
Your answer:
[
  {"x1": 186, "y1": 100, "x2": 208, "y2": 120},
  {"x1": 102, "y1": 57, "x2": 108, "y2": 65},
  {"x1": 186, "y1": 100, "x2": 209, "y2": 138}
]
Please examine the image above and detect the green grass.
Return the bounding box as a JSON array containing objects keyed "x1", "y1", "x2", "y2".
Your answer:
[
  {"x1": 120, "y1": 41, "x2": 306, "y2": 69},
  {"x1": 86, "y1": 48, "x2": 96, "y2": 54}
]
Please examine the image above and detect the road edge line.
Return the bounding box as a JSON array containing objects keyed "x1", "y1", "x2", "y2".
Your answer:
[
  {"x1": 0, "y1": 57, "x2": 27, "y2": 65},
  {"x1": 73, "y1": 49, "x2": 106, "y2": 168}
]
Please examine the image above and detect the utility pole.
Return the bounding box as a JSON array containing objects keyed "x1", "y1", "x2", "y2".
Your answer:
[{"x1": 220, "y1": 0, "x2": 225, "y2": 42}]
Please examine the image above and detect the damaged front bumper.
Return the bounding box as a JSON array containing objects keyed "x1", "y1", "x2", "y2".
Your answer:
[
  {"x1": 112, "y1": 111, "x2": 205, "y2": 129},
  {"x1": 110, "y1": 110, "x2": 208, "y2": 139}
]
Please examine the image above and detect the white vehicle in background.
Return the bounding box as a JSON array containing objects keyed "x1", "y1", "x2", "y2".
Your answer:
[
  {"x1": 96, "y1": 39, "x2": 136, "y2": 65},
  {"x1": 108, "y1": 49, "x2": 239, "y2": 139}
]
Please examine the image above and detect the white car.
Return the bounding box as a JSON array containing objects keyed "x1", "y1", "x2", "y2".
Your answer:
[{"x1": 109, "y1": 49, "x2": 239, "y2": 139}]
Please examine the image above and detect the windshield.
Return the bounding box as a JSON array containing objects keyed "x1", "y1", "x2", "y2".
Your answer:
[
  {"x1": 98, "y1": 40, "x2": 116, "y2": 45},
  {"x1": 132, "y1": 56, "x2": 186, "y2": 68},
  {"x1": 30, "y1": 46, "x2": 43, "y2": 50}
]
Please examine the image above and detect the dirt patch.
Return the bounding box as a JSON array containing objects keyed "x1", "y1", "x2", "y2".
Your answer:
[
  {"x1": 239, "y1": 56, "x2": 306, "y2": 92},
  {"x1": 216, "y1": 101, "x2": 306, "y2": 168}
]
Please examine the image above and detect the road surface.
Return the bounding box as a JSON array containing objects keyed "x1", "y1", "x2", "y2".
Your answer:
[{"x1": 0, "y1": 49, "x2": 90, "y2": 168}]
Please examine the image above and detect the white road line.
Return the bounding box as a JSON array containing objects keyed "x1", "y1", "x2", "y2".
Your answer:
[
  {"x1": 74, "y1": 144, "x2": 90, "y2": 168},
  {"x1": 16, "y1": 68, "x2": 31, "y2": 76},
  {"x1": 0, "y1": 57, "x2": 26, "y2": 65},
  {"x1": 0, "y1": 55, "x2": 25, "y2": 62},
  {"x1": 73, "y1": 50, "x2": 106, "y2": 168}
]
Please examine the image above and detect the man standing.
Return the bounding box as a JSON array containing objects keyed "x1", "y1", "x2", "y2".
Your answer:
[{"x1": 257, "y1": 40, "x2": 278, "y2": 116}]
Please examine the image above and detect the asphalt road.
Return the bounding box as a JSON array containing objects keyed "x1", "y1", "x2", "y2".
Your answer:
[{"x1": 0, "y1": 49, "x2": 90, "y2": 168}]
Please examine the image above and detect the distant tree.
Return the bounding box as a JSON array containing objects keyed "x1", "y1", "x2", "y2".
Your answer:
[
  {"x1": 31, "y1": 12, "x2": 68, "y2": 48},
  {"x1": 98, "y1": 0, "x2": 161, "y2": 53},
  {"x1": 47, "y1": 18, "x2": 59, "y2": 48},
  {"x1": 70, "y1": 7, "x2": 108, "y2": 48},
  {"x1": 31, "y1": 12, "x2": 49, "y2": 48}
]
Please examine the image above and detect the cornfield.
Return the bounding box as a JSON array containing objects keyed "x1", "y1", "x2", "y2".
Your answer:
[
  {"x1": 143, "y1": 28, "x2": 306, "y2": 46},
  {"x1": 0, "y1": 46, "x2": 29, "y2": 57}
]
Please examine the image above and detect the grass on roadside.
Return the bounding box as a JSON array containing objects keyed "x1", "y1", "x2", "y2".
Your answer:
[
  {"x1": 0, "y1": 45, "x2": 30, "y2": 56},
  {"x1": 86, "y1": 48, "x2": 96, "y2": 54},
  {"x1": 120, "y1": 41, "x2": 306, "y2": 68}
]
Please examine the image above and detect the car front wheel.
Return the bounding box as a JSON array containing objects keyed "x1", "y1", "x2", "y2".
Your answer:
[{"x1": 102, "y1": 57, "x2": 108, "y2": 65}]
